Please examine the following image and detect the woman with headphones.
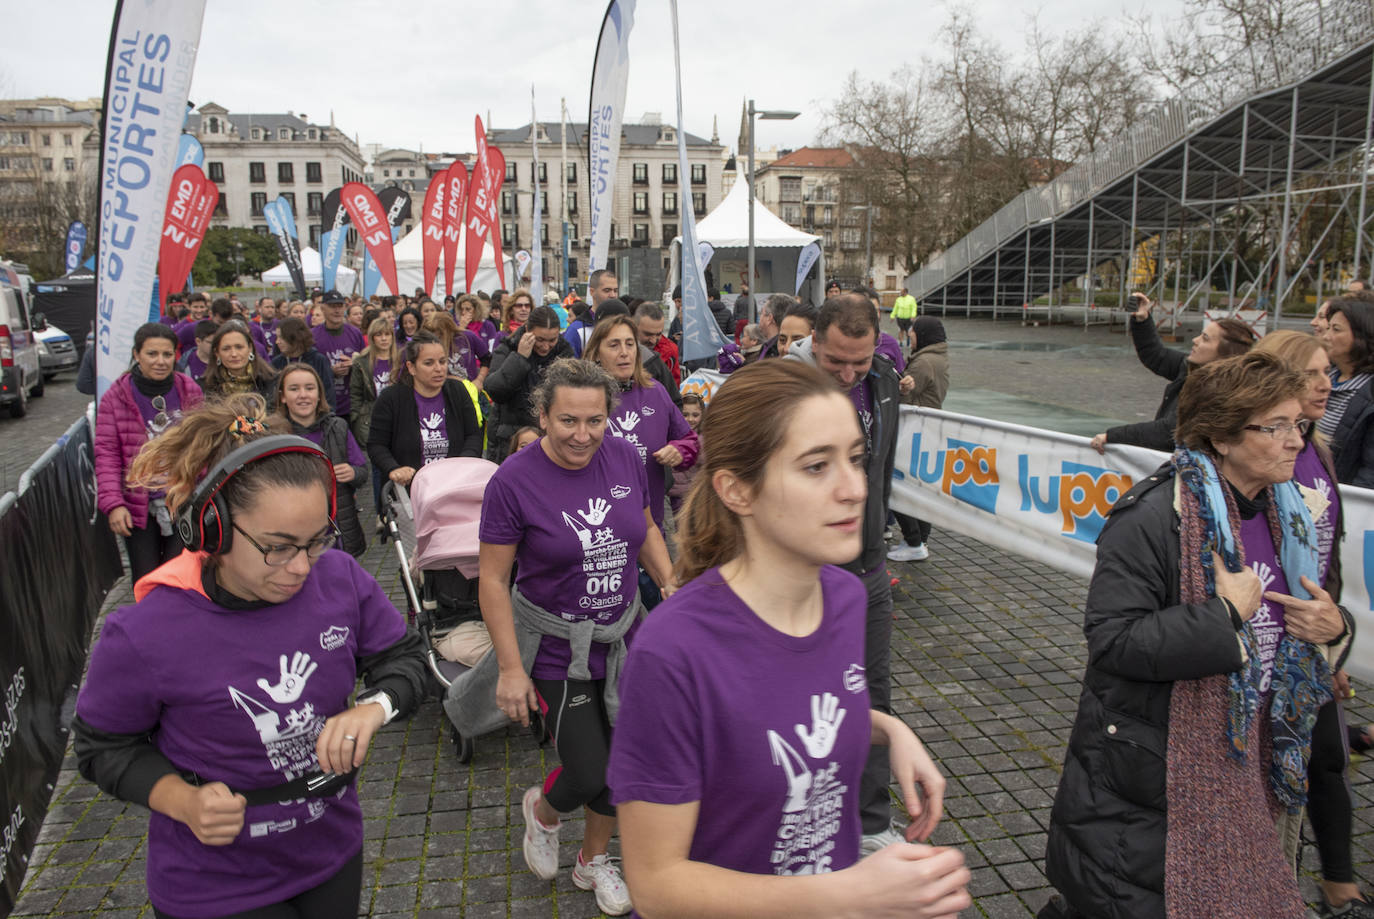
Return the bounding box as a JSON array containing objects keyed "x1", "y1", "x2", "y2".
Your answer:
[{"x1": 72, "y1": 392, "x2": 426, "y2": 919}]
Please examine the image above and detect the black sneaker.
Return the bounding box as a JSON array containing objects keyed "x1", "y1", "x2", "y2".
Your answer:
[{"x1": 1316, "y1": 898, "x2": 1374, "y2": 919}]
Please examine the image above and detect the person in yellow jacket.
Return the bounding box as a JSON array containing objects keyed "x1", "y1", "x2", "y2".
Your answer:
[{"x1": 891, "y1": 290, "x2": 918, "y2": 337}]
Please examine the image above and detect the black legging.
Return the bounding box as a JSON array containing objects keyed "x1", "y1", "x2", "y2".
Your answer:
[
  {"x1": 1307, "y1": 699, "x2": 1353, "y2": 883},
  {"x1": 153, "y1": 848, "x2": 362, "y2": 919},
  {"x1": 894, "y1": 511, "x2": 932, "y2": 548},
  {"x1": 533, "y1": 677, "x2": 615, "y2": 817}
]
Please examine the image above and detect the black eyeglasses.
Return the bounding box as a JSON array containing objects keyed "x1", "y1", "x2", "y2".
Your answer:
[
  {"x1": 151, "y1": 395, "x2": 168, "y2": 428},
  {"x1": 1243, "y1": 418, "x2": 1313, "y2": 440},
  {"x1": 232, "y1": 520, "x2": 340, "y2": 566}
]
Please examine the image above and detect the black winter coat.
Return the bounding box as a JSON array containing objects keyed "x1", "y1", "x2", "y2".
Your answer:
[
  {"x1": 484, "y1": 328, "x2": 575, "y2": 457},
  {"x1": 366, "y1": 380, "x2": 481, "y2": 476},
  {"x1": 1329, "y1": 379, "x2": 1374, "y2": 487},
  {"x1": 285, "y1": 413, "x2": 367, "y2": 557},
  {"x1": 1104, "y1": 315, "x2": 1188, "y2": 452}
]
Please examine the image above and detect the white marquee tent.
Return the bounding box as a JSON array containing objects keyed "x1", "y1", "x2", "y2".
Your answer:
[
  {"x1": 260, "y1": 246, "x2": 358, "y2": 292},
  {"x1": 668, "y1": 176, "x2": 825, "y2": 307},
  {"x1": 388, "y1": 225, "x2": 519, "y2": 298}
]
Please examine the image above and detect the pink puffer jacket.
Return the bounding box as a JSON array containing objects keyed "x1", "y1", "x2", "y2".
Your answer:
[{"x1": 95, "y1": 373, "x2": 204, "y2": 529}]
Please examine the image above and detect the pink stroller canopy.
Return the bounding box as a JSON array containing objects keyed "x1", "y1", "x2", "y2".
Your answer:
[{"x1": 409, "y1": 457, "x2": 499, "y2": 577}]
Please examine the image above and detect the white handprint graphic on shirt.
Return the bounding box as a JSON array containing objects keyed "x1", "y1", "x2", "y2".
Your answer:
[
  {"x1": 768, "y1": 730, "x2": 813, "y2": 813},
  {"x1": 256, "y1": 652, "x2": 318, "y2": 704},
  {"x1": 795, "y1": 693, "x2": 846, "y2": 759},
  {"x1": 617, "y1": 410, "x2": 642, "y2": 432},
  {"x1": 578, "y1": 497, "x2": 611, "y2": 526},
  {"x1": 422, "y1": 412, "x2": 444, "y2": 430}
]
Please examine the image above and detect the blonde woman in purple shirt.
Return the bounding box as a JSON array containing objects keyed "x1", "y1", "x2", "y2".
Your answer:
[{"x1": 608, "y1": 360, "x2": 968, "y2": 918}]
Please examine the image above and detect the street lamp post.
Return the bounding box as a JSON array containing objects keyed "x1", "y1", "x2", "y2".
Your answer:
[{"x1": 747, "y1": 100, "x2": 799, "y2": 322}]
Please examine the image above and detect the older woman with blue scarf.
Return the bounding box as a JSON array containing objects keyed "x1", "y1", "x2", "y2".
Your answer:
[{"x1": 1043, "y1": 351, "x2": 1353, "y2": 919}]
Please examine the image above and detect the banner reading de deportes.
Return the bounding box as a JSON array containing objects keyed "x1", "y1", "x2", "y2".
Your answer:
[
  {"x1": 95, "y1": 0, "x2": 207, "y2": 401},
  {"x1": 0, "y1": 415, "x2": 123, "y2": 915},
  {"x1": 587, "y1": 0, "x2": 636, "y2": 275},
  {"x1": 891, "y1": 406, "x2": 1374, "y2": 683}
]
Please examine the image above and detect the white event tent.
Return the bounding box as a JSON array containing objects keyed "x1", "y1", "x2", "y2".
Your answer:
[
  {"x1": 388, "y1": 225, "x2": 518, "y2": 298},
  {"x1": 668, "y1": 176, "x2": 825, "y2": 307},
  {"x1": 260, "y1": 247, "x2": 358, "y2": 292}
]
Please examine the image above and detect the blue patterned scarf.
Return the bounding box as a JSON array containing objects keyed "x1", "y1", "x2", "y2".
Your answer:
[{"x1": 1174, "y1": 448, "x2": 1333, "y2": 811}]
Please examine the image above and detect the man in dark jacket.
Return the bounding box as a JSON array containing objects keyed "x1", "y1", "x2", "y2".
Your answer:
[
  {"x1": 790, "y1": 293, "x2": 902, "y2": 855},
  {"x1": 485, "y1": 308, "x2": 572, "y2": 461},
  {"x1": 707, "y1": 287, "x2": 733, "y2": 338}
]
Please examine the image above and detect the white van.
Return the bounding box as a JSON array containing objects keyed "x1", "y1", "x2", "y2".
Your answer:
[{"x1": 0, "y1": 263, "x2": 44, "y2": 417}]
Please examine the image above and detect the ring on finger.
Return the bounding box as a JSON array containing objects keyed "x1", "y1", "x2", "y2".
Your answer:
[{"x1": 344, "y1": 734, "x2": 357, "y2": 742}]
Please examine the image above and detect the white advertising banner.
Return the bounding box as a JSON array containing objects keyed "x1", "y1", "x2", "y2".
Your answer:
[
  {"x1": 95, "y1": 0, "x2": 206, "y2": 400},
  {"x1": 586, "y1": 0, "x2": 635, "y2": 275},
  {"x1": 892, "y1": 406, "x2": 1374, "y2": 682}
]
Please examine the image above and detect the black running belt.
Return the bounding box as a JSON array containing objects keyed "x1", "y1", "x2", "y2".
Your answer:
[{"x1": 180, "y1": 769, "x2": 358, "y2": 807}]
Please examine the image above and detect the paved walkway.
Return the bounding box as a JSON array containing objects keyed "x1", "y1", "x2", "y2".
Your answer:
[{"x1": 11, "y1": 518, "x2": 1374, "y2": 918}]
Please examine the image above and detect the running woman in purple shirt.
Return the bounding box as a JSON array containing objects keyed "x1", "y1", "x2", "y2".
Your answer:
[
  {"x1": 607, "y1": 359, "x2": 968, "y2": 918},
  {"x1": 479, "y1": 358, "x2": 674, "y2": 916},
  {"x1": 72, "y1": 393, "x2": 426, "y2": 919}
]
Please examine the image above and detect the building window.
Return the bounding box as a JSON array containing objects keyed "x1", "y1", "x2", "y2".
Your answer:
[
  {"x1": 278, "y1": 162, "x2": 294, "y2": 183},
  {"x1": 503, "y1": 223, "x2": 518, "y2": 247},
  {"x1": 886, "y1": 275, "x2": 898, "y2": 290},
  {"x1": 692, "y1": 192, "x2": 706, "y2": 216},
  {"x1": 278, "y1": 127, "x2": 290, "y2": 140},
  {"x1": 382, "y1": 169, "x2": 389, "y2": 178},
  {"x1": 505, "y1": 162, "x2": 518, "y2": 183},
  {"x1": 566, "y1": 191, "x2": 578, "y2": 214},
  {"x1": 780, "y1": 177, "x2": 802, "y2": 202},
  {"x1": 207, "y1": 161, "x2": 224, "y2": 182},
  {"x1": 254, "y1": 225, "x2": 269, "y2": 235},
  {"x1": 306, "y1": 162, "x2": 322, "y2": 183},
  {"x1": 568, "y1": 257, "x2": 579, "y2": 277},
  {"x1": 250, "y1": 162, "x2": 266, "y2": 183},
  {"x1": 251, "y1": 192, "x2": 267, "y2": 216},
  {"x1": 633, "y1": 192, "x2": 648, "y2": 214},
  {"x1": 540, "y1": 223, "x2": 549, "y2": 245},
  {"x1": 539, "y1": 191, "x2": 548, "y2": 212},
  {"x1": 823, "y1": 206, "x2": 833, "y2": 225},
  {"x1": 41, "y1": 134, "x2": 51, "y2": 147},
  {"x1": 663, "y1": 163, "x2": 677, "y2": 184},
  {"x1": 633, "y1": 163, "x2": 648, "y2": 184},
  {"x1": 308, "y1": 128, "x2": 317, "y2": 140},
  {"x1": 251, "y1": 127, "x2": 262, "y2": 141},
  {"x1": 566, "y1": 162, "x2": 577, "y2": 183},
  {"x1": 63, "y1": 157, "x2": 76, "y2": 173},
  {"x1": 208, "y1": 117, "x2": 219, "y2": 134},
  {"x1": 0, "y1": 157, "x2": 10, "y2": 171},
  {"x1": 9, "y1": 132, "x2": 27, "y2": 145},
  {"x1": 691, "y1": 163, "x2": 706, "y2": 185},
  {"x1": 662, "y1": 192, "x2": 678, "y2": 215},
  {"x1": 823, "y1": 230, "x2": 834, "y2": 248},
  {"x1": 840, "y1": 227, "x2": 861, "y2": 248},
  {"x1": 408, "y1": 168, "x2": 415, "y2": 177},
  {"x1": 63, "y1": 133, "x2": 72, "y2": 146},
  {"x1": 280, "y1": 192, "x2": 296, "y2": 213},
  {"x1": 307, "y1": 192, "x2": 323, "y2": 216},
  {"x1": 41, "y1": 158, "x2": 53, "y2": 172},
  {"x1": 783, "y1": 205, "x2": 801, "y2": 224},
  {"x1": 632, "y1": 223, "x2": 649, "y2": 242},
  {"x1": 662, "y1": 223, "x2": 678, "y2": 247},
  {"x1": 215, "y1": 193, "x2": 228, "y2": 216},
  {"x1": 537, "y1": 162, "x2": 547, "y2": 183},
  {"x1": 502, "y1": 191, "x2": 517, "y2": 216},
  {"x1": 310, "y1": 226, "x2": 322, "y2": 247}
]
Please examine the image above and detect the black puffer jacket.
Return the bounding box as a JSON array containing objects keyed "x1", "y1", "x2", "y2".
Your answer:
[
  {"x1": 484, "y1": 327, "x2": 574, "y2": 459},
  {"x1": 1046, "y1": 464, "x2": 1352, "y2": 917},
  {"x1": 1104, "y1": 315, "x2": 1188, "y2": 452},
  {"x1": 1329, "y1": 379, "x2": 1374, "y2": 486}
]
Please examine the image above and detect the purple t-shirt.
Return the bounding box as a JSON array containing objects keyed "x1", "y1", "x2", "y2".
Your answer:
[
  {"x1": 175, "y1": 319, "x2": 199, "y2": 353},
  {"x1": 1293, "y1": 443, "x2": 1337, "y2": 586},
  {"x1": 312, "y1": 323, "x2": 366, "y2": 416},
  {"x1": 414, "y1": 391, "x2": 449, "y2": 466},
  {"x1": 607, "y1": 383, "x2": 693, "y2": 529},
  {"x1": 1239, "y1": 511, "x2": 1289, "y2": 694},
  {"x1": 298, "y1": 423, "x2": 368, "y2": 468},
  {"x1": 447, "y1": 330, "x2": 489, "y2": 381},
  {"x1": 609, "y1": 565, "x2": 871, "y2": 884},
  {"x1": 181, "y1": 350, "x2": 209, "y2": 381},
  {"x1": 74, "y1": 551, "x2": 406, "y2": 918},
  {"x1": 372, "y1": 358, "x2": 392, "y2": 396},
  {"x1": 848, "y1": 378, "x2": 874, "y2": 456},
  {"x1": 479, "y1": 436, "x2": 649, "y2": 679},
  {"x1": 130, "y1": 384, "x2": 184, "y2": 440},
  {"x1": 877, "y1": 333, "x2": 906, "y2": 374}
]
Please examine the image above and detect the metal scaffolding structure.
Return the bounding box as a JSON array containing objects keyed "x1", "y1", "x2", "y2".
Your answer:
[{"x1": 905, "y1": 0, "x2": 1374, "y2": 328}]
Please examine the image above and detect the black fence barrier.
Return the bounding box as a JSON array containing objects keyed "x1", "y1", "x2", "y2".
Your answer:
[{"x1": 0, "y1": 412, "x2": 122, "y2": 916}]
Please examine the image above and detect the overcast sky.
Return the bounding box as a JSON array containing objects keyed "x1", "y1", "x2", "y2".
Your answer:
[{"x1": 7, "y1": 0, "x2": 1185, "y2": 156}]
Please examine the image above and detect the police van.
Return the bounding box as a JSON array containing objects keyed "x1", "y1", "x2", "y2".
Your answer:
[{"x1": 0, "y1": 260, "x2": 45, "y2": 417}]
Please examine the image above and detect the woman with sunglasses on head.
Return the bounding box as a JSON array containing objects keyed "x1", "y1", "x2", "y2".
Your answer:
[
  {"x1": 499, "y1": 288, "x2": 536, "y2": 342},
  {"x1": 73, "y1": 393, "x2": 427, "y2": 919},
  {"x1": 608, "y1": 360, "x2": 966, "y2": 919},
  {"x1": 96, "y1": 322, "x2": 206, "y2": 582},
  {"x1": 274, "y1": 365, "x2": 368, "y2": 558},
  {"x1": 199, "y1": 322, "x2": 278, "y2": 411}
]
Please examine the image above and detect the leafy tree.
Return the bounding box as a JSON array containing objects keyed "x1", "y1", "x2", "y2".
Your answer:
[{"x1": 195, "y1": 227, "x2": 278, "y2": 287}]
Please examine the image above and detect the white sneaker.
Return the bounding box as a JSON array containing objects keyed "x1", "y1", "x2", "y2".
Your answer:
[
  {"x1": 521, "y1": 786, "x2": 560, "y2": 880},
  {"x1": 887, "y1": 542, "x2": 929, "y2": 562},
  {"x1": 572, "y1": 850, "x2": 633, "y2": 915},
  {"x1": 860, "y1": 825, "x2": 907, "y2": 857}
]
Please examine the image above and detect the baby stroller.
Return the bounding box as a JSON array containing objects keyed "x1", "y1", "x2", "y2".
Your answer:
[{"x1": 380, "y1": 457, "x2": 496, "y2": 763}]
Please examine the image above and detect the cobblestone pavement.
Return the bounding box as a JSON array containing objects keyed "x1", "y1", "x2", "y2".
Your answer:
[
  {"x1": 0, "y1": 374, "x2": 92, "y2": 493},
  {"x1": 12, "y1": 519, "x2": 1374, "y2": 918}
]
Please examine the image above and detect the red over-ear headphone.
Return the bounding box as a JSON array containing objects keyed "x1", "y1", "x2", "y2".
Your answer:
[{"x1": 176, "y1": 434, "x2": 338, "y2": 554}]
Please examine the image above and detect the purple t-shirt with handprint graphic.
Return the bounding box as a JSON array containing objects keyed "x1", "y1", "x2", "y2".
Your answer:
[
  {"x1": 75, "y1": 551, "x2": 406, "y2": 918},
  {"x1": 1293, "y1": 442, "x2": 1336, "y2": 585},
  {"x1": 414, "y1": 391, "x2": 448, "y2": 466},
  {"x1": 480, "y1": 436, "x2": 649, "y2": 679},
  {"x1": 312, "y1": 323, "x2": 365, "y2": 416},
  {"x1": 609, "y1": 565, "x2": 871, "y2": 885},
  {"x1": 607, "y1": 382, "x2": 693, "y2": 529}
]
